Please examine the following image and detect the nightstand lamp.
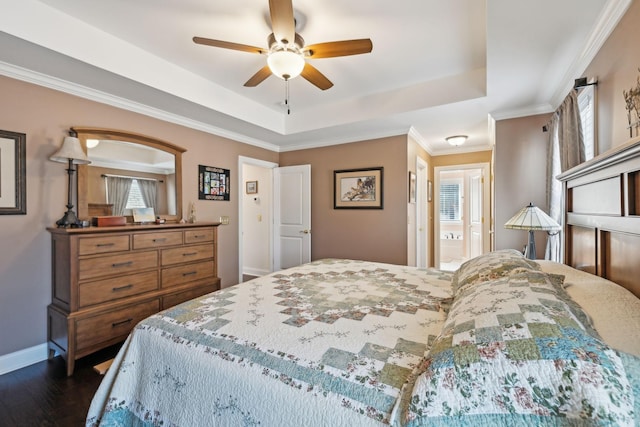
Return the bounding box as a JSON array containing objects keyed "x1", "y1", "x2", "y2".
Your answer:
[{"x1": 504, "y1": 203, "x2": 561, "y2": 259}]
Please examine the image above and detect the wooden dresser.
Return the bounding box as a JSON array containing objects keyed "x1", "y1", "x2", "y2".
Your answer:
[{"x1": 47, "y1": 222, "x2": 221, "y2": 375}]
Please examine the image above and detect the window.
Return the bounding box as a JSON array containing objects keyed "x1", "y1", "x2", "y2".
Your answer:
[
  {"x1": 125, "y1": 179, "x2": 147, "y2": 209},
  {"x1": 440, "y1": 182, "x2": 461, "y2": 221},
  {"x1": 578, "y1": 85, "x2": 596, "y2": 160}
]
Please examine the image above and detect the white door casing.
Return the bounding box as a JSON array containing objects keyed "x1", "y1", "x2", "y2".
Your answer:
[
  {"x1": 415, "y1": 158, "x2": 428, "y2": 268},
  {"x1": 468, "y1": 170, "x2": 483, "y2": 259},
  {"x1": 274, "y1": 165, "x2": 311, "y2": 271}
]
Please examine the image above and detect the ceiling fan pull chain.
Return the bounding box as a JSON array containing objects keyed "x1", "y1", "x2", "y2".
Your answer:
[{"x1": 285, "y1": 78, "x2": 291, "y2": 115}]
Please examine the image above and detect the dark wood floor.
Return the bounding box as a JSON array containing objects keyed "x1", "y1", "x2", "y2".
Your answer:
[{"x1": 0, "y1": 344, "x2": 121, "y2": 427}]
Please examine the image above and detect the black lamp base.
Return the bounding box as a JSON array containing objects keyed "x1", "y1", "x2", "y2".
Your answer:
[{"x1": 56, "y1": 207, "x2": 81, "y2": 228}]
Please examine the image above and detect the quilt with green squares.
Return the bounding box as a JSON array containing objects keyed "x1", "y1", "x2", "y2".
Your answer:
[
  {"x1": 406, "y1": 268, "x2": 638, "y2": 426},
  {"x1": 86, "y1": 259, "x2": 452, "y2": 427}
]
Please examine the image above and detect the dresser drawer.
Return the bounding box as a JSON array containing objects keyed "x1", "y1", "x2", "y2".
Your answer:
[
  {"x1": 162, "y1": 260, "x2": 214, "y2": 288},
  {"x1": 161, "y1": 243, "x2": 213, "y2": 266},
  {"x1": 79, "y1": 235, "x2": 130, "y2": 255},
  {"x1": 79, "y1": 251, "x2": 158, "y2": 281},
  {"x1": 185, "y1": 228, "x2": 214, "y2": 244},
  {"x1": 133, "y1": 231, "x2": 183, "y2": 249},
  {"x1": 75, "y1": 299, "x2": 159, "y2": 352},
  {"x1": 79, "y1": 271, "x2": 159, "y2": 308}
]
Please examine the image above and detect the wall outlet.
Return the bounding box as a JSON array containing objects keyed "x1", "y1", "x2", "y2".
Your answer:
[{"x1": 219, "y1": 216, "x2": 230, "y2": 225}]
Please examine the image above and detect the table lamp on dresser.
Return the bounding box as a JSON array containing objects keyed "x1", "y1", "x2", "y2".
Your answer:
[{"x1": 49, "y1": 130, "x2": 91, "y2": 227}]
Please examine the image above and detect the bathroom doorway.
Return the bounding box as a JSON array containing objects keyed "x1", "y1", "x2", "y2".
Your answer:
[{"x1": 434, "y1": 163, "x2": 490, "y2": 271}]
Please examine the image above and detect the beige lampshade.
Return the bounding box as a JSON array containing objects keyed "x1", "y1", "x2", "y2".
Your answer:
[
  {"x1": 50, "y1": 136, "x2": 91, "y2": 164},
  {"x1": 504, "y1": 203, "x2": 560, "y2": 231}
]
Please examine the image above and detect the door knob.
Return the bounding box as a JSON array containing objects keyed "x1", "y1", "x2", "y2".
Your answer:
[{"x1": 300, "y1": 229, "x2": 311, "y2": 234}]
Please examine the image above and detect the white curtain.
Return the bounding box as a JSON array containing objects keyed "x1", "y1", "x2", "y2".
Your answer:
[
  {"x1": 106, "y1": 176, "x2": 133, "y2": 216},
  {"x1": 138, "y1": 179, "x2": 158, "y2": 214},
  {"x1": 545, "y1": 91, "x2": 585, "y2": 261}
]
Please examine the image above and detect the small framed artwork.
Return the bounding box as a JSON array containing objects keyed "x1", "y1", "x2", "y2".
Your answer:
[
  {"x1": 246, "y1": 180, "x2": 258, "y2": 194},
  {"x1": 409, "y1": 172, "x2": 416, "y2": 204},
  {"x1": 428, "y1": 180, "x2": 433, "y2": 202},
  {"x1": 198, "y1": 165, "x2": 230, "y2": 201},
  {"x1": 334, "y1": 167, "x2": 383, "y2": 209},
  {"x1": 0, "y1": 129, "x2": 26, "y2": 215}
]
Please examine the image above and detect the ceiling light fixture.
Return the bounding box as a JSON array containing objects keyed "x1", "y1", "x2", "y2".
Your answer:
[
  {"x1": 446, "y1": 135, "x2": 468, "y2": 146},
  {"x1": 267, "y1": 49, "x2": 305, "y2": 81}
]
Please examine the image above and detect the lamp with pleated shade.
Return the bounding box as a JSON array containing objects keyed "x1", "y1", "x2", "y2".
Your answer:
[{"x1": 50, "y1": 132, "x2": 91, "y2": 227}]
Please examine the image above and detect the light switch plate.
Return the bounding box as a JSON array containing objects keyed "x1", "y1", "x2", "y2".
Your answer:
[{"x1": 219, "y1": 216, "x2": 230, "y2": 225}]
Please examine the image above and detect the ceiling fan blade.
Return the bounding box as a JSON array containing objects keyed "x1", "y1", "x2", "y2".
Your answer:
[
  {"x1": 244, "y1": 65, "x2": 273, "y2": 87},
  {"x1": 300, "y1": 63, "x2": 333, "y2": 90},
  {"x1": 269, "y1": 0, "x2": 295, "y2": 44},
  {"x1": 193, "y1": 37, "x2": 266, "y2": 54},
  {"x1": 303, "y1": 39, "x2": 373, "y2": 59}
]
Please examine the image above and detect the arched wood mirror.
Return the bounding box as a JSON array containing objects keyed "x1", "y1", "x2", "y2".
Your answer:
[{"x1": 74, "y1": 127, "x2": 184, "y2": 223}]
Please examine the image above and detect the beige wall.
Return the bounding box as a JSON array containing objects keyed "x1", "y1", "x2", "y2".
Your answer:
[
  {"x1": 0, "y1": 75, "x2": 278, "y2": 356},
  {"x1": 582, "y1": 0, "x2": 640, "y2": 153},
  {"x1": 280, "y1": 136, "x2": 409, "y2": 265},
  {"x1": 494, "y1": 114, "x2": 551, "y2": 258}
]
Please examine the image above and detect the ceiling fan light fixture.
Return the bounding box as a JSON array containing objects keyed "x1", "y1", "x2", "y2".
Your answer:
[
  {"x1": 446, "y1": 135, "x2": 468, "y2": 146},
  {"x1": 267, "y1": 49, "x2": 305, "y2": 80}
]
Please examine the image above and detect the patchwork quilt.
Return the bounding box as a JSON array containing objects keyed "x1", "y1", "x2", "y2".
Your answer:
[
  {"x1": 407, "y1": 255, "x2": 639, "y2": 426},
  {"x1": 86, "y1": 259, "x2": 453, "y2": 426},
  {"x1": 86, "y1": 254, "x2": 640, "y2": 426}
]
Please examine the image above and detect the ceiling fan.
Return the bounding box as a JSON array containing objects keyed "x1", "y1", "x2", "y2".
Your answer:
[{"x1": 193, "y1": 0, "x2": 373, "y2": 91}]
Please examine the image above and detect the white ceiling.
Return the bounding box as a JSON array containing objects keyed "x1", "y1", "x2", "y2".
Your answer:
[{"x1": 0, "y1": 0, "x2": 630, "y2": 154}]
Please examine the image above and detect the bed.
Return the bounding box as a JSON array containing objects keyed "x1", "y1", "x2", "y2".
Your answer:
[{"x1": 86, "y1": 139, "x2": 640, "y2": 426}]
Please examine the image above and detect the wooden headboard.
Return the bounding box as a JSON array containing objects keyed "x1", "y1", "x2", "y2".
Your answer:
[{"x1": 558, "y1": 136, "x2": 640, "y2": 298}]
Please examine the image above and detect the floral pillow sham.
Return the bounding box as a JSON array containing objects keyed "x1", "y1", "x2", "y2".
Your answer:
[
  {"x1": 406, "y1": 269, "x2": 636, "y2": 426},
  {"x1": 451, "y1": 249, "x2": 540, "y2": 296}
]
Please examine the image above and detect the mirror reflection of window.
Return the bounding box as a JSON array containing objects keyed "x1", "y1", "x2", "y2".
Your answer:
[
  {"x1": 89, "y1": 140, "x2": 171, "y2": 216},
  {"x1": 126, "y1": 180, "x2": 146, "y2": 209},
  {"x1": 440, "y1": 182, "x2": 461, "y2": 221}
]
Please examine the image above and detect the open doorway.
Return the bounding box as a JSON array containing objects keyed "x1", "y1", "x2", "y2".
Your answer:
[
  {"x1": 239, "y1": 157, "x2": 277, "y2": 283},
  {"x1": 434, "y1": 163, "x2": 490, "y2": 271},
  {"x1": 238, "y1": 157, "x2": 312, "y2": 284}
]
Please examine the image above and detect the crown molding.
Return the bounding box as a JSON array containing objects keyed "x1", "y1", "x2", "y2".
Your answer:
[
  {"x1": 550, "y1": 0, "x2": 632, "y2": 109},
  {"x1": 408, "y1": 126, "x2": 434, "y2": 155},
  {"x1": 0, "y1": 60, "x2": 281, "y2": 153}
]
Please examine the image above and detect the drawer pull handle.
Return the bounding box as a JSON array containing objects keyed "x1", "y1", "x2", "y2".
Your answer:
[
  {"x1": 96, "y1": 243, "x2": 115, "y2": 247},
  {"x1": 182, "y1": 271, "x2": 197, "y2": 277},
  {"x1": 112, "y1": 261, "x2": 133, "y2": 268},
  {"x1": 112, "y1": 284, "x2": 134, "y2": 292},
  {"x1": 112, "y1": 318, "x2": 133, "y2": 328},
  {"x1": 183, "y1": 252, "x2": 198, "y2": 256},
  {"x1": 153, "y1": 238, "x2": 167, "y2": 243}
]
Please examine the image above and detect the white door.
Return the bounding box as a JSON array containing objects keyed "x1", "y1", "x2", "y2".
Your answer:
[
  {"x1": 467, "y1": 170, "x2": 483, "y2": 258},
  {"x1": 274, "y1": 165, "x2": 311, "y2": 270}
]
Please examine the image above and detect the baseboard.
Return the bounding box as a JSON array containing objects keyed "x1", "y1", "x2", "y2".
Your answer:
[
  {"x1": 242, "y1": 267, "x2": 270, "y2": 277},
  {"x1": 0, "y1": 343, "x2": 48, "y2": 375}
]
